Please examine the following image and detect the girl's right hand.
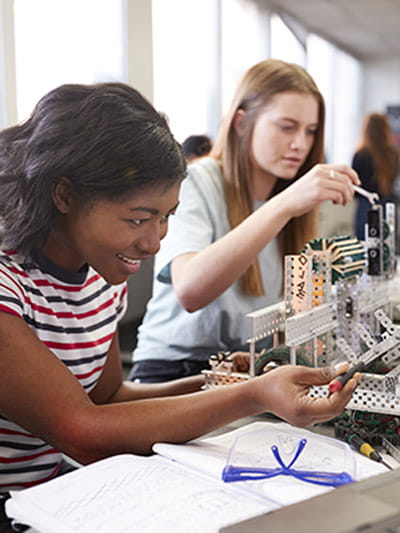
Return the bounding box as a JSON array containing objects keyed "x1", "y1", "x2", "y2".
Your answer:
[
  {"x1": 247, "y1": 363, "x2": 360, "y2": 427},
  {"x1": 280, "y1": 163, "x2": 360, "y2": 218}
]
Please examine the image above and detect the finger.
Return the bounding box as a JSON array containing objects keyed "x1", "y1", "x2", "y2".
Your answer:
[
  {"x1": 315, "y1": 373, "x2": 361, "y2": 420},
  {"x1": 296, "y1": 375, "x2": 360, "y2": 426},
  {"x1": 294, "y1": 363, "x2": 349, "y2": 387},
  {"x1": 231, "y1": 351, "x2": 250, "y2": 358},
  {"x1": 322, "y1": 368, "x2": 360, "y2": 401},
  {"x1": 336, "y1": 173, "x2": 356, "y2": 202},
  {"x1": 330, "y1": 372, "x2": 362, "y2": 402},
  {"x1": 329, "y1": 164, "x2": 360, "y2": 185},
  {"x1": 326, "y1": 170, "x2": 355, "y2": 204},
  {"x1": 231, "y1": 352, "x2": 250, "y2": 372},
  {"x1": 322, "y1": 170, "x2": 347, "y2": 199},
  {"x1": 330, "y1": 361, "x2": 350, "y2": 378},
  {"x1": 232, "y1": 359, "x2": 249, "y2": 372}
]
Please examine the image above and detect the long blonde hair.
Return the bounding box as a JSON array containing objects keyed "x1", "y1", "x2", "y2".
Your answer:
[
  {"x1": 211, "y1": 59, "x2": 325, "y2": 296},
  {"x1": 357, "y1": 113, "x2": 398, "y2": 197}
]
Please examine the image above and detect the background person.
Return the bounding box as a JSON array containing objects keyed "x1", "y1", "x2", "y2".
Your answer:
[
  {"x1": 181, "y1": 134, "x2": 213, "y2": 163},
  {"x1": 130, "y1": 59, "x2": 360, "y2": 383},
  {"x1": 352, "y1": 112, "x2": 399, "y2": 240}
]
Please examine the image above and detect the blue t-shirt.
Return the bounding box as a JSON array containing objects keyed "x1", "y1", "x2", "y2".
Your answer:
[{"x1": 133, "y1": 157, "x2": 282, "y2": 362}]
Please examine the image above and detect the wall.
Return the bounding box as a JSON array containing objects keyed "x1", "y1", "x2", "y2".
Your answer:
[
  {"x1": 0, "y1": 0, "x2": 17, "y2": 127},
  {"x1": 125, "y1": 0, "x2": 154, "y2": 102},
  {"x1": 120, "y1": 0, "x2": 155, "y2": 326},
  {"x1": 362, "y1": 58, "x2": 400, "y2": 114}
]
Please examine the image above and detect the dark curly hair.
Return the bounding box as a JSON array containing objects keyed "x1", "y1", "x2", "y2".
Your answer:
[{"x1": 0, "y1": 82, "x2": 186, "y2": 258}]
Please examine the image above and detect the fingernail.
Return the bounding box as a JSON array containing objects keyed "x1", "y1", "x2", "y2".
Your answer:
[{"x1": 334, "y1": 361, "x2": 348, "y2": 372}]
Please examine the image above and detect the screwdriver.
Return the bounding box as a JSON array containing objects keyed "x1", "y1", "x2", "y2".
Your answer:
[
  {"x1": 345, "y1": 432, "x2": 393, "y2": 470},
  {"x1": 329, "y1": 334, "x2": 400, "y2": 394},
  {"x1": 328, "y1": 360, "x2": 367, "y2": 393}
]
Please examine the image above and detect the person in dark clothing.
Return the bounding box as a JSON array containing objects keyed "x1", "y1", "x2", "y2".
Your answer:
[{"x1": 352, "y1": 113, "x2": 399, "y2": 240}]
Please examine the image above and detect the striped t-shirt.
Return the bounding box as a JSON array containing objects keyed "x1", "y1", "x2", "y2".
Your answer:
[{"x1": 0, "y1": 249, "x2": 127, "y2": 491}]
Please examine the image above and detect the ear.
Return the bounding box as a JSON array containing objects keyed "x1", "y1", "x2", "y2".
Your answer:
[
  {"x1": 52, "y1": 178, "x2": 74, "y2": 214},
  {"x1": 233, "y1": 109, "x2": 246, "y2": 136}
]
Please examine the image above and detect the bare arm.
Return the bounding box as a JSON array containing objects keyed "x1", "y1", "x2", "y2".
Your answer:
[
  {"x1": 172, "y1": 164, "x2": 360, "y2": 311},
  {"x1": 89, "y1": 334, "x2": 205, "y2": 405},
  {"x1": 0, "y1": 312, "x2": 359, "y2": 465}
]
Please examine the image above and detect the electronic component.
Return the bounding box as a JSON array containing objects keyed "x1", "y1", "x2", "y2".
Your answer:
[{"x1": 366, "y1": 206, "x2": 383, "y2": 276}]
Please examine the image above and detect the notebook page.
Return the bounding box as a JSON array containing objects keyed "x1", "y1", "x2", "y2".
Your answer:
[
  {"x1": 6, "y1": 453, "x2": 275, "y2": 533},
  {"x1": 154, "y1": 421, "x2": 388, "y2": 507}
]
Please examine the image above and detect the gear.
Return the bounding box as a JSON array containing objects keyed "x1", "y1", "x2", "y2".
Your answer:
[{"x1": 303, "y1": 235, "x2": 366, "y2": 283}]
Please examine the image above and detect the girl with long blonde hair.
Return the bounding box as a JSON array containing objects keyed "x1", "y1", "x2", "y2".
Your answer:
[{"x1": 131, "y1": 59, "x2": 359, "y2": 382}]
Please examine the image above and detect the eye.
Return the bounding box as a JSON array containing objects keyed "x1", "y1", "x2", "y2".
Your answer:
[
  {"x1": 128, "y1": 218, "x2": 148, "y2": 227},
  {"x1": 280, "y1": 125, "x2": 295, "y2": 132},
  {"x1": 306, "y1": 128, "x2": 317, "y2": 136},
  {"x1": 161, "y1": 212, "x2": 175, "y2": 223}
]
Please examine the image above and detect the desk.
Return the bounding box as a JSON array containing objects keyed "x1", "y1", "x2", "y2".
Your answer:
[
  {"x1": 221, "y1": 467, "x2": 400, "y2": 533},
  {"x1": 206, "y1": 412, "x2": 336, "y2": 439},
  {"x1": 6, "y1": 414, "x2": 399, "y2": 533}
]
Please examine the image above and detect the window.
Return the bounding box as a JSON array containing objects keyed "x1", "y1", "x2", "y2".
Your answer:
[
  {"x1": 307, "y1": 34, "x2": 362, "y2": 164},
  {"x1": 153, "y1": 0, "x2": 271, "y2": 142},
  {"x1": 13, "y1": 0, "x2": 125, "y2": 121},
  {"x1": 307, "y1": 34, "x2": 336, "y2": 161},
  {"x1": 331, "y1": 49, "x2": 362, "y2": 164},
  {"x1": 152, "y1": 0, "x2": 219, "y2": 143},
  {"x1": 220, "y1": 0, "x2": 270, "y2": 115},
  {"x1": 270, "y1": 14, "x2": 305, "y2": 67}
]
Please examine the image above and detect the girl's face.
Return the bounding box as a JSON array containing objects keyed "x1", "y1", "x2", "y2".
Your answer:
[
  {"x1": 249, "y1": 91, "x2": 319, "y2": 186},
  {"x1": 44, "y1": 181, "x2": 181, "y2": 285}
]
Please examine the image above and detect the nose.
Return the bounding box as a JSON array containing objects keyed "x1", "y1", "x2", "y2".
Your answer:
[
  {"x1": 290, "y1": 130, "x2": 309, "y2": 151},
  {"x1": 135, "y1": 221, "x2": 166, "y2": 256}
]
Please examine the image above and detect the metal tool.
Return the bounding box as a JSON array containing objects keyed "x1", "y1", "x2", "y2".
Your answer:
[{"x1": 353, "y1": 185, "x2": 379, "y2": 206}]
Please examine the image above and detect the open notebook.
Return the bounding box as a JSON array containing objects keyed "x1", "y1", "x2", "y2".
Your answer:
[{"x1": 5, "y1": 421, "x2": 388, "y2": 533}]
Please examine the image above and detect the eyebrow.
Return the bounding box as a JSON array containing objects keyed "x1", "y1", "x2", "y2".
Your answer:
[
  {"x1": 279, "y1": 117, "x2": 318, "y2": 127},
  {"x1": 128, "y1": 201, "x2": 180, "y2": 216}
]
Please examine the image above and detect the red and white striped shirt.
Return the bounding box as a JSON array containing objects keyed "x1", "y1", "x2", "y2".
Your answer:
[{"x1": 0, "y1": 249, "x2": 127, "y2": 491}]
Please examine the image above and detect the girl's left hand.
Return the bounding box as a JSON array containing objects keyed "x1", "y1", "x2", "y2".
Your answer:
[{"x1": 231, "y1": 352, "x2": 250, "y2": 372}]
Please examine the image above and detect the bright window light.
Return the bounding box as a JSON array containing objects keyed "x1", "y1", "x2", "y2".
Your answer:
[
  {"x1": 307, "y1": 34, "x2": 336, "y2": 160},
  {"x1": 270, "y1": 14, "x2": 305, "y2": 67},
  {"x1": 220, "y1": 0, "x2": 270, "y2": 115},
  {"x1": 152, "y1": 0, "x2": 218, "y2": 143},
  {"x1": 308, "y1": 33, "x2": 361, "y2": 164},
  {"x1": 13, "y1": 0, "x2": 125, "y2": 121},
  {"x1": 332, "y1": 50, "x2": 362, "y2": 164}
]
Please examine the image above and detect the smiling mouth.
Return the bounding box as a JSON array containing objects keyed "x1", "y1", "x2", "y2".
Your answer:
[{"x1": 116, "y1": 253, "x2": 141, "y2": 266}]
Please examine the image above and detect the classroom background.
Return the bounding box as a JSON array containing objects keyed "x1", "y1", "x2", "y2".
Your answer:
[{"x1": 1, "y1": 0, "x2": 399, "y2": 365}]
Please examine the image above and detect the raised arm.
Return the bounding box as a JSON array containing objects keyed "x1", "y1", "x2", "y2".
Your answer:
[
  {"x1": 172, "y1": 163, "x2": 360, "y2": 311},
  {"x1": 0, "y1": 311, "x2": 360, "y2": 465}
]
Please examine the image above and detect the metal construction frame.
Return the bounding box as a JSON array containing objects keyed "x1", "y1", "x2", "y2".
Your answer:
[{"x1": 203, "y1": 203, "x2": 400, "y2": 416}]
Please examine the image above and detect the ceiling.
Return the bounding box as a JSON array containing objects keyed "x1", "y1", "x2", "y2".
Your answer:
[{"x1": 269, "y1": 0, "x2": 400, "y2": 60}]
